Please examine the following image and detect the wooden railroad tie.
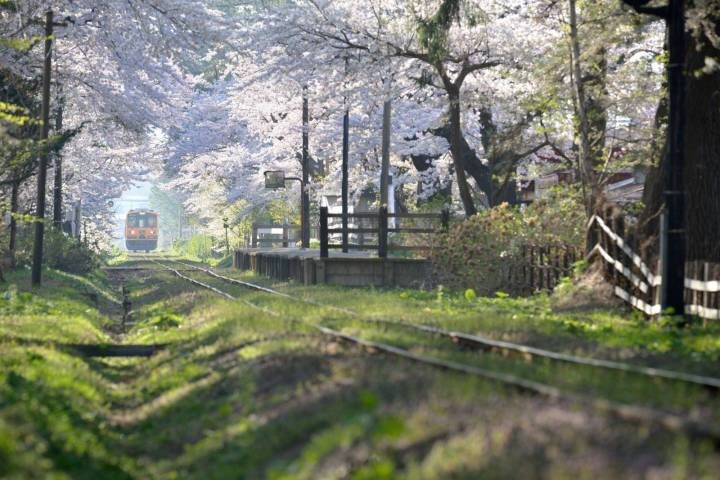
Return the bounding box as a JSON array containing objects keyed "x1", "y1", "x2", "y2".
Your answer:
[{"x1": 67, "y1": 343, "x2": 167, "y2": 358}]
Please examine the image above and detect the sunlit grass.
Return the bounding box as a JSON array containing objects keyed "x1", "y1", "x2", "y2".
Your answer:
[{"x1": 1, "y1": 261, "x2": 719, "y2": 479}]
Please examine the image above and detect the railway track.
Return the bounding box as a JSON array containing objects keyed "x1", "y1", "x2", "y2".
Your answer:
[
  {"x1": 145, "y1": 256, "x2": 720, "y2": 443},
  {"x1": 167, "y1": 258, "x2": 720, "y2": 392}
]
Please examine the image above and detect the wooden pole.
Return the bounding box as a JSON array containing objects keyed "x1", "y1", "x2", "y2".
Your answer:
[
  {"x1": 53, "y1": 94, "x2": 63, "y2": 228},
  {"x1": 662, "y1": 0, "x2": 687, "y2": 316},
  {"x1": 342, "y1": 107, "x2": 349, "y2": 253},
  {"x1": 301, "y1": 87, "x2": 310, "y2": 248},
  {"x1": 380, "y1": 98, "x2": 392, "y2": 207},
  {"x1": 378, "y1": 206, "x2": 388, "y2": 259},
  {"x1": 320, "y1": 207, "x2": 329, "y2": 258},
  {"x1": 31, "y1": 11, "x2": 53, "y2": 286}
]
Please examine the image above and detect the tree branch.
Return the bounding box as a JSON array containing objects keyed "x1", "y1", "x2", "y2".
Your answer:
[{"x1": 622, "y1": 1, "x2": 669, "y2": 20}]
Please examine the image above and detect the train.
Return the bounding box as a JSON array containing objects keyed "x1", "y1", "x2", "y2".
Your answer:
[{"x1": 125, "y1": 209, "x2": 159, "y2": 252}]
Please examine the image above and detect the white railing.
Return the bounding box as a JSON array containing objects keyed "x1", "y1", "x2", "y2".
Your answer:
[{"x1": 587, "y1": 214, "x2": 719, "y2": 320}]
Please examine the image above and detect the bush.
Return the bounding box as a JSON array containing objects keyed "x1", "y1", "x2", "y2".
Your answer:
[
  {"x1": 174, "y1": 234, "x2": 214, "y2": 260},
  {"x1": 42, "y1": 229, "x2": 98, "y2": 274},
  {"x1": 430, "y1": 189, "x2": 586, "y2": 295},
  {"x1": 14, "y1": 228, "x2": 98, "y2": 274}
]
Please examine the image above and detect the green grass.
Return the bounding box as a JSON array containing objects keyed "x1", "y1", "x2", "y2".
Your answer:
[{"x1": 1, "y1": 260, "x2": 720, "y2": 479}]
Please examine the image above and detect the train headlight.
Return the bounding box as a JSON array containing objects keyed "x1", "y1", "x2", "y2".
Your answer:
[{"x1": 131, "y1": 229, "x2": 137, "y2": 235}]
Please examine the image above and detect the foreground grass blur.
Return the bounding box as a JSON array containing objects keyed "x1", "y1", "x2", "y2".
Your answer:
[{"x1": 1, "y1": 262, "x2": 719, "y2": 479}]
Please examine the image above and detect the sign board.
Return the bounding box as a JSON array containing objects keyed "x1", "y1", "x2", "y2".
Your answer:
[{"x1": 264, "y1": 170, "x2": 286, "y2": 189}]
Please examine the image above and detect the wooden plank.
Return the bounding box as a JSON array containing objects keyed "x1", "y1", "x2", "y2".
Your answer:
[
  {"x1": 326, "y1": 212, "x2": 378, "y2": 219},
  {"x1": 389, "y1": 212, "x2": 442, "y2": 219},
  {"x1": 387, "y1": 228, "x2": 437, "y2": 234},
  {"x1": 68, "y1": 344, "x2": 166, "y2": 357},
  {"x1": 328, "y1": 228, "x2": 378, "y2": 234}
]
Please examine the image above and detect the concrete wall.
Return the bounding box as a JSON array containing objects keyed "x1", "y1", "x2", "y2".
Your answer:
[{"x1": 233, "y1": 249, "x2": 431, "y2": 288}]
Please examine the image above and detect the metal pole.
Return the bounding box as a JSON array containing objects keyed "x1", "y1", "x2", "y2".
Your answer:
[
  {"x1": 31, "y1": 11, "x2": 53, "y2": 286},
  {"x1": 662, "y1": 0, "x2": 687, "y2": 315},
  {"x1": 301, "y1": 87, "x2": 310, "y2": 248},
  {"x1": 342, "y1": 106, "x2": 349, "y2": 253}
]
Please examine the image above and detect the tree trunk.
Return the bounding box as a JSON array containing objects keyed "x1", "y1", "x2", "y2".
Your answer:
[
  {"x1": 447, "y1": 87, "x2": 477, "y2": 216},
  {"x1": 638, "y1": 16, "x2": 720, "y2": 264},
  {"x1": 9, "y1": 179, "x2": 18, "y2": 256},
  {"x1": 685, "y1": 21, "x2": 720, "y2": 262},
  {"x1": 638, "y1": 95, "x2": 668, "y2": 258},
  {"x1": 568, "y1": 0, "x2": 594, "y2": 210}
]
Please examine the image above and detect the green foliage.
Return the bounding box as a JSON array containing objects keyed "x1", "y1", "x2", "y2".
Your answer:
[
  {"x1": 10, "y1": 228, "x2": 98, "y2": 274},
  {"x1": 431, "y1": 189, "x2": 585, "y2": 295},
  {"x1": 174, "y1": 234, "x2": 214, "y2": 260},
  {"x1": 417, "y1": 0, "x2": 461, "y2": 62}
]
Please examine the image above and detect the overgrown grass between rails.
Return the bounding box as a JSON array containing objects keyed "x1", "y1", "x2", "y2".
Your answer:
[
  {"x1": 197, "y1": 265, "x2": 720, "y2": 372},
  {"x1": 174, "y1": 268, "x2": 720, "y2": 420}
]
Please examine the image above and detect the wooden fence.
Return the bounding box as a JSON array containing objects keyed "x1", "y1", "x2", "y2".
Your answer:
[
  {"x1": 587, "y1": 207, "x2": 720, "y2": 320},
  {"x1": 516, "y1": 244, "x2": 578, "y2": 294},
  {"x1": 248, "y1": 223, "x2": 319, "y2": 248},
  {"x1": 249, "y1": 223, "x2": 299, "y2": 248},
  {"x1": 319, "y1": 207, "x2": 450, "y2": 258}
]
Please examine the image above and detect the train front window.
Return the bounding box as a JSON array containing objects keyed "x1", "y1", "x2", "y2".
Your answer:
[
  {"x1": 147, "y1": 216, "x2": 156, "y2": 227},
  {"x1": 128, "y1": 216, "x2": 138, "y2": 227}
]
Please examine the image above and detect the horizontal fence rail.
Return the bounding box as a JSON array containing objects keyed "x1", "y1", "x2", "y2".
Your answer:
[
  {"x1": 319, "y1": 206, "x2": 450, "y2": 258},
  {"x1": 249, "y1": 224, "x2": 319, "y2": 249},
  {"x1": 587, "y1": 208, "x2": 720, "y2": 320}
]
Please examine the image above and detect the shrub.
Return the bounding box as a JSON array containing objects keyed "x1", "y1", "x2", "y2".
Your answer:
[
  {"x1": 14, "y1": 228, "x2": 98, "y2": 274},
  {"x1": 174, "y1": 234, "x2": 214, "y2": 260},
  {"x1": 430, "y1": 188, "x2": 585, "y2": 295}
]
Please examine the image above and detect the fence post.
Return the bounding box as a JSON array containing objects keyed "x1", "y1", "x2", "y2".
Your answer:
[
  {"x1": 441, "y1": 208, "x2": 450, "y2": 232},
  {"x1": 521, "y1": 245, "x2": 528, "y2": 293},
  {"x1": 378, "y1": 206, "x2": 388, "y2": 259},
  {"x1": 611, "y1": 209, "x2": 625, "y2": 290},
  {"x1": 529, "y1": 246, "x2": 536, "y2": 291},
  {"x1": 320, "y1": 207, "x2": 329, "y2": 258},
  {"x1": 703, "y1": 262, "x2": 710, "y2": 326},
  {"x1": 282, "y1": 222, "x2": 289, "y2": 248},
  {"x1": 586, "y1": 211, "x2": 598, "y2": 256},
  {"x1": 251, "y1": 223, "x2": 258, "y2": 248}
]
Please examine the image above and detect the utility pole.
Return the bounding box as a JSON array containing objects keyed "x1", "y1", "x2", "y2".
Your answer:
[
  {"x1": 341, "y1": 103, "x2": 349, "y2": 253},
  {"x1": 53, "y1": 92, "x2": 63, "y2": 228},
  {"x1": 31, "y1": 10, "x2": 53, "y2": 286},
  {"x1": 301, "y1": 87, "x2": 310, "y2": 249},
  {"x1": 662, "y1": 0, "x2": 687, "y2": 315},
  {"x1": 380, "y1": 98, "x2": 392, "y2": 207}
]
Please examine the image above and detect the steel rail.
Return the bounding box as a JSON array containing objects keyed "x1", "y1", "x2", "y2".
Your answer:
[
  {"x1": 146, "y1": 257, "x2": 720, "y2": 442},
  {"x1": 169, "y1": 259, "x2": 720, "y2": 392}
]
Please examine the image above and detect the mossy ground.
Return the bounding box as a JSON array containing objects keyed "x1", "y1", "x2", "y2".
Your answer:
[{"x1": 1, "y1": 259, "x2": 719, "y2": 479}]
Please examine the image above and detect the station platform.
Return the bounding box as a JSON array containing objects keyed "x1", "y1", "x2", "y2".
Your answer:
[{"x1": 233, "y1": 248, "x2": 432, "y2": 288}]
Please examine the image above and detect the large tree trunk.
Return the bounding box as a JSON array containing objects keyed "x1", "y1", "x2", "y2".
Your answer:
[
  {"x1": 568, "y1": 0, "x2": 593, "y2": 198},
  {"x1": 638, "y1": 17, "x2": 720, "y2": 263},
  {"x1": 637, "y1": 95, "x2": 668, "y2": 258},
  {"x1": 685, "y1": 21, "x2": 720, "y2": 262},
  {"x1": 447, "y1": 87, "x2": 477, "y2": 216}
]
